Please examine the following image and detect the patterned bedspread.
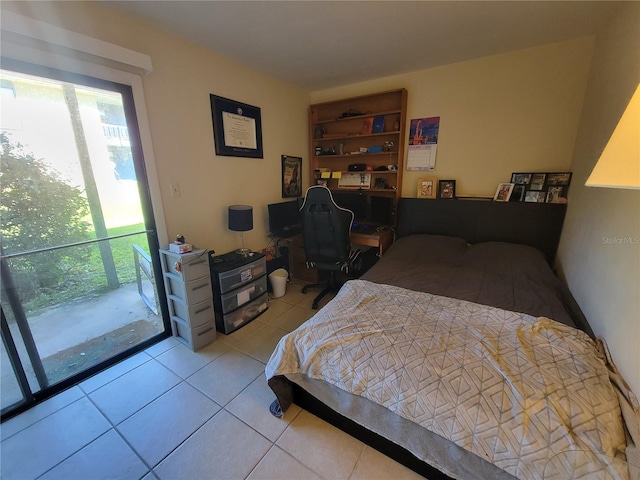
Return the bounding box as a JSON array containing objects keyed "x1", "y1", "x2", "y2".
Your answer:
[{"x1": 266, "y1": 280, "x2": 630, "y2": 479}]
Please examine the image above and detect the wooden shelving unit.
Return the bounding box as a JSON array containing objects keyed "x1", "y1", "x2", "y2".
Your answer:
[{"x1": 309, "y1": 89, "x2": 408, "y2": 225}]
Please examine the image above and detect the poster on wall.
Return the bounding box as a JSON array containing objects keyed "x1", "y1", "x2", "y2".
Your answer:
[
  {"x1": 281, "y1": 155, "x2": 302, "y2": 198},
  {"x1": 406, "y1": 116, "x2": 440, "y2": 171}
]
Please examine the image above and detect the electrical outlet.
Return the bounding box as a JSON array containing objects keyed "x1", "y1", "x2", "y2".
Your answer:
[{"x1": 170, "y1": 183, "x2": 181, "y2": 198}]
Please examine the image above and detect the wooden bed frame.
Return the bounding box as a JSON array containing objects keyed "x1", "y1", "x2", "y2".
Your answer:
[{"x1": 291, "y1": 197, "x2": 592, "y2": 479}]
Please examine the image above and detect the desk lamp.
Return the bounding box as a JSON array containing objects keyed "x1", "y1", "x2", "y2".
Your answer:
[{"x1": 228, "y1": 205, "x2": 253, "y2": 256}]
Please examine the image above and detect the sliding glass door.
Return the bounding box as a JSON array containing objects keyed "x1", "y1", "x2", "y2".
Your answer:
[{"x1": 0, "y1": 61, "x2": 168, "y2": 417}]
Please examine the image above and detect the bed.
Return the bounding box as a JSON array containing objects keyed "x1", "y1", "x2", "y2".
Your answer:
[{"x1": 266, "y1": 199, "x2": 640, "y2": 479}]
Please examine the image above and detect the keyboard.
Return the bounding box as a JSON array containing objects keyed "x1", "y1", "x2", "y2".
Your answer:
[{"x1": 351, "y1": 222, "x2": 380, "y2": 234}]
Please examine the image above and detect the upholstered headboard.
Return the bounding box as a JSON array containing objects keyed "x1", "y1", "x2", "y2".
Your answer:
[{"x1": 396, "y1": 198, "x2": 568, "y2": 264}]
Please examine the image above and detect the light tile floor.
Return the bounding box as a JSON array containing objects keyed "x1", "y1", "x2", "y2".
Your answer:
[{"x1": 1, "y1": 280, "x2": 424, "y2": 480}]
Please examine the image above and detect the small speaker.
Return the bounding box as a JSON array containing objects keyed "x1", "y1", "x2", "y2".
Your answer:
[{"x1": 348, "y1": 163, "x2": 366, "y2": 171}]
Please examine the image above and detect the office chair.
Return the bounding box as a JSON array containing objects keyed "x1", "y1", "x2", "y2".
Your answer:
[{"x1": 299, "y1": 186, "x2": 356, "y2": 309}]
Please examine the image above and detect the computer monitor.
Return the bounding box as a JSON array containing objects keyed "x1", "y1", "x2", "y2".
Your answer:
[
  {"x1": 268, "y1": 200, "x2": 301, "y2": 237},
  {"x1": 369, "y1": 196, "x2": 394, "y2": 226},
  {"x1": 331, "y1": 192, "x2": 368, "y2": 221}
]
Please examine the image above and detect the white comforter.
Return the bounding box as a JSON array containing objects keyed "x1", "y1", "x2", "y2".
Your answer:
[{"x1": 266, "y1": 280, "x2": 631, "y2": 479}]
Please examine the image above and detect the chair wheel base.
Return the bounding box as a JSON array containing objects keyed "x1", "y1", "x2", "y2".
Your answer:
[{"x1": 301, "y1": 275, "x2": 339, "y2": 309}]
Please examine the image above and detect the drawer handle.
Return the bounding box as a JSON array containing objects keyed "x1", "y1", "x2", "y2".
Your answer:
[
  {"x1": 197, "y1": 327, "x2": 214, "y2": 336},
  {"x1": 191, "y1": 283, "x2": 209, "y2": 291},
  {"x1": 195, "y1": 305, "x2": 212, "y2": 314}
]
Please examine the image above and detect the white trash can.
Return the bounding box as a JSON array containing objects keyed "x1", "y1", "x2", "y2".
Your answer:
[{"x1": 268, "y1": 268, "x2": 288, "y2": 298}]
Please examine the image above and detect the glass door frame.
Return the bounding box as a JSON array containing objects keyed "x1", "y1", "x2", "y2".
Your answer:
[{"x1": 0, "y1": 59, "x2": 171, "y2": 421}]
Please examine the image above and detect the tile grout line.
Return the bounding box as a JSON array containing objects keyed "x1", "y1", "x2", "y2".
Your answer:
[
  {"x1": 83, "y1": 382, "x2": 159, "y2": 476},
  {"x1": 29, "y1": 392, "x2": 146, "y2": 480},
  {"x1": 133, "y1": 382, "x2": 221, "y2": 477}
]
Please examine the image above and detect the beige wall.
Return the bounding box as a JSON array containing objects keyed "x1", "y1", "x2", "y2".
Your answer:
[
  {"x1": 312, "y1": 38, "x2": 594, "y2": 198},
  {"x1": 557, "y1": 2, "x2": 640, "y2": 396},
  {"x1": 2, "y1": 1, "x2": 594, "y2": 247},
  {"x1": 2, "y1": 1, "x2": 310, "y2": 255}
]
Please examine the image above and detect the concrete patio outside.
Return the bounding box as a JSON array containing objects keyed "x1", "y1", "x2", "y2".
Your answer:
[{"x1": 2, "y1": 282, "x2": 163, "y2": 413}]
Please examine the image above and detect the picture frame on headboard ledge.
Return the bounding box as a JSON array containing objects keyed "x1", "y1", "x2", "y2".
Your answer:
[
  {"x1": 438, "y1": 180, "x2": 456, "y2": 199},
  {"x1": 510, "y1": 184, "x2": 526, "y2": 202},
  {"x1": 494, "y1": 182, "x2": 515, "y2": 202},
  {"x1": 417, "y1": 177, "x2": 437, "y2": 199},
  {"x1": 511, "y1": 172, "x2": 572, "y2": 203}
]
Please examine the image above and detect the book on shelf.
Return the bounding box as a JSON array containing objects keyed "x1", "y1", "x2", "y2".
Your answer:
[
  {"x1": 361, "y1": 118, "x2": 373, "y2": 135},
  {"x1": 372, "y1": 115, "x2": 385, "y2": 133}
]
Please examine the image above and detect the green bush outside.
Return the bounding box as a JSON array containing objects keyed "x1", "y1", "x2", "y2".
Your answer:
[
  {"x1": 1, "y1": 133, "x2": 153, "y2": 315},
  {"x1": 19, "y1": 224, "x2": 152, "y2": 313},
  {"x1": 4, "y1": 227, "x2": 153, "y2": 316}
]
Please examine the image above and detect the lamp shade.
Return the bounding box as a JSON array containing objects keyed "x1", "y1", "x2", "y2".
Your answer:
[
  {"x1": 228, "y1": 205, "x2": 253, "y2": 232},
  {"x1": 586, "y1": 84, "x2": 640, "y2": 189}
]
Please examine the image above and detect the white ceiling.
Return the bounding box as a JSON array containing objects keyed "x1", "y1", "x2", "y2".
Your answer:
[{"x1": 102, "y1": 1, "x2": 619, "y2": 91}]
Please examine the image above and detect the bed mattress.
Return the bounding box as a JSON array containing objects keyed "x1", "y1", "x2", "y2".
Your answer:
[
  {"x1": 266, "y1": 235, "x2": 639, "y2": 479},
  {"x1": 267, "y1": 279, "x2": 630, "y2": 479},
  {"x1": 360, "y1": 234, "x2": 578, "y2": 328}
]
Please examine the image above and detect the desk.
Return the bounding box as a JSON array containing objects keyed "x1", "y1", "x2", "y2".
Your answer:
[
  {"x1": 350, "y1": 229, "x2": 394, "y2": 256},
  {"x1": 288, "y1": 230, "x2": 394, "y2": 282}
]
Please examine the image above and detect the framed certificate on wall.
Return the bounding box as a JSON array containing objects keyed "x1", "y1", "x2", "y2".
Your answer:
[{"x1": 210, "y1": 94, "x2": 263, "y2": 158}]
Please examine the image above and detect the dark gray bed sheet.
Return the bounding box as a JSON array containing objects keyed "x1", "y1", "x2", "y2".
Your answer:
[{"x1": 361, "y1": 234, "x2": 578, "y2": 328}]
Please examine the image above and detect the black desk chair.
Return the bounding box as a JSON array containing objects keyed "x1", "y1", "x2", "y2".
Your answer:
[{"x1": 299, "y1": 186, "x2": 356, "y2": 309}]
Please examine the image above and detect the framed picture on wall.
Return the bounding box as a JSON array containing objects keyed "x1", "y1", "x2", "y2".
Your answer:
[
  {"x1": 417, "y1": 177, "x2": 437, "y2": 199},
  {"x1": 282, "y1": 155, "x2": 302, "y2": 198}
]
